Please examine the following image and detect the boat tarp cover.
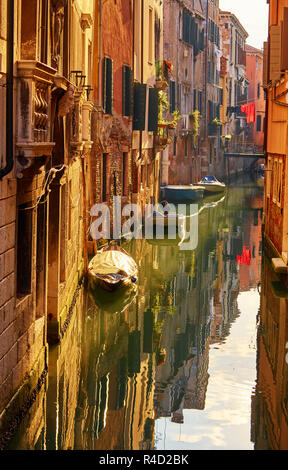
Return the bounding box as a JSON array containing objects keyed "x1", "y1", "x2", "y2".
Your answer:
[{"x1": 89, "y1": 248, "x2": 137, "y2": 276}]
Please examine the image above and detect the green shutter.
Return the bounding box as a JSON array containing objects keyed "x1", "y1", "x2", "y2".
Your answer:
[
  {"x1": 148, "y1": 87, "x2": 158, "y2": 132},
  {"x1": 170, "y1": 80, "x2": 176, "y2": 113},
  {"x1": 122, "y1": 65, "x2": 132, "y2": 116},
  {"x1": 102, "y1": 57, "x2": 107, "y2": 111},
  {"x1": 122, "y1": 66, "x2": 126, "y2": 115},
  {"x1": 198, "y1": 90, "x2": 202, "y2": 114},
  {"x1": 103, "y1": 57, "x2": 113, "y2": 114},
  {"x1": 178, "y1": 83, "x2": 181, "y2": 112},
  {"x1": 133, "y1": 83, "x2": 147, "y2": 130}
]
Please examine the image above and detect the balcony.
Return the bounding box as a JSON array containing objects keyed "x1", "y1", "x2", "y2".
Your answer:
[
  {"x1": 16, "y1": 61, "x2": 57, "y2": 174},
  {"x1": 208, "y1": 122, "x2": 221, "y2": 137},
  {"x1": 154, "y1": 124, "x2": 171, "y2": 152}
]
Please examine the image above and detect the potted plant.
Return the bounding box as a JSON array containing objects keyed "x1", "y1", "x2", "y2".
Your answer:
[
  {"x1": 189, "y1": 110, "x2": 202, "y2": 148},
  {"x1": 155, "y1": 60, "x2": 173, "y2": 90}
]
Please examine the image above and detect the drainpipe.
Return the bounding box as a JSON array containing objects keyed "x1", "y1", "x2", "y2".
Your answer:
[
  {"x1": 131, "y1": 0, "x2": 135, "y2": 203},
  {"x1": 98, "y1": 0, "x2": 102, "y2": 106},
  {"x1": 0, "y1": 0, "x2": 14, "y2": 180},
  {"x1": 139, "y1": 0, "x2": 144, "y2": 168}
]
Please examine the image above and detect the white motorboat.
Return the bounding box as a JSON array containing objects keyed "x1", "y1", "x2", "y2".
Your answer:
[{"x1": 197, "y1": 176, "x2": 226, "y2": 193}]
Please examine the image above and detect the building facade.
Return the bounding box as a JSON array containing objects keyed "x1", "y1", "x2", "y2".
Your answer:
[
  {"x1": 161, "y1": 0, "x2": 205, "y2": 186},
  {"x1": 0, "y1": 0, "x2": 94, "y2": 446},
  {"x1": 219, "y1": 9, "x2": 249, "y2": 176},
  {"x1": 263, "y1": 0, "x2": 288, "y2": 283},
  {"x1": 246, "y1": 44, "x2": 265, "y2": 151}
]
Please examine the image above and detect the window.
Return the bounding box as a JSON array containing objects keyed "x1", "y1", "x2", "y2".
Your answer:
[
  {"x1": 267, "y1": 157, "x2": 272, "y2": 198},
  {"x1": 148, "y1": 87, "x2": 158, "y2": 132},
  {"x1": 170, "y1": 80, "x2": 176, "y2": 113},
  {"x1": 208, "y1": 61, "x2": 211, "y2": 83},
  {"x1": 40, "y1": 0, "x2": 48, "y2": 63},
  {"x1": 193, "y1": 89, "x2": 197, "y2": 111},
  {"x1": 273, "y1": 158, "x2": 283, "y2": 206},
  {"x1": 256, "y1": 115, "x2": 262, "y2": 132},
  {"x1": 277, "y1": 159, "x2": 283, "y2": 206},
  {"x1": 185, "y1": 136, "x2": 188, "y2": 156},
  {"x1": 103, "y1": 57, "x2": 113, "y2": 114},
  {"x1": 122, "y1": 65, "x2": 132, "y2": 116},
  {"x1": 178, "y1": 83, "x2": 182, "y2": 112},
  {"x1": 133, "y1": 83, "x2": 147, "y2": 130},
  {"x1": 257, "y1": 83, "x2": 261, "y2": 99},
  {"x1": 198, "y1": 90, "x2": 202, "y2": 114},
  {"x1": 173, "y1": 137, "x2": 177, "y2": 156},
  {"x1": 219, "y1": 88, "x2": 223, "y2": 105}
]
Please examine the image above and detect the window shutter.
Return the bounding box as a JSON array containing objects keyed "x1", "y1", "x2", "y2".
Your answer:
[
  {"x1": 270, "y1": 25, "x2": 282, "y2": 82},
  {"x1": 208, "y1": 100, "x2": 213, "y2": 122},
  {"x1": 102, "y1": 57, "x2": 107, "y2": 111},
  {"x1": 148, "y1": 87, "x2": 158, "y2": 132},
  {"x1": 123, "y1": 65, "x2": 132, "y2": 116},
  {"x1": 198, "y1": 90, "x2": 202, "y2": 114},
  {"x1": 182, "y1": 11, "x2": 186, "y2": 42},
  {"x1": 133, "y1": 83, "x2": 147, "y2": 130},
  {"x1": 122, "y1": 66, "x2": 126, "y2": 115},
  {"x1": 170, "y1": 80, "x2": 176, "y2": 113},
  {"x1": 263, "y1": 41, "x2": 269, "y2": 86},
  {"x1": 193, "y1": 88, "x2": 197, "y2": 111},
  {"x1": 281, "y1": 8, "x2": 288, "y2": 71},
  {"x1": 103, "y1": 57, "x2": 113, "y2": 114},
  {"x1": 178, "y1": 83, "x2": 182, "y2": 112}
]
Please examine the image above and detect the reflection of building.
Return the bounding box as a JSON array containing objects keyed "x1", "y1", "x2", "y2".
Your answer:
[
  {"x1": 0, "y1": 0, "x2": 94, "y2": 448},
  {"x1": 252, "y1": 254, "x2": 288, "y2": 449}
]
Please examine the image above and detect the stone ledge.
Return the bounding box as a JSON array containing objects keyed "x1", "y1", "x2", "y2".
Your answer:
[{"x1": 272, "y1": 258, "x2": 288, "y2": 274}]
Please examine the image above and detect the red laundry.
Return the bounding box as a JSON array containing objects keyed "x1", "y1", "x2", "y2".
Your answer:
[
  {"x1": 241, "y1": 103, "x2": 255, "y2": 123},
  {"x1": 237, "y1": 246, "x2": 251, "y2": 266}
]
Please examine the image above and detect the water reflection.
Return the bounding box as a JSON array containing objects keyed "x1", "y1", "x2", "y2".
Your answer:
[
  {"x1": 252, "y1": 253, "x2": 288, "y2": 449},
  {"x1": 8, "y1": 174, "x2": 288, "y2": 450}
]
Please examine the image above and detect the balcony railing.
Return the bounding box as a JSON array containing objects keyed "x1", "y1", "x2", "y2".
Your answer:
[{"x1": 16, "y1": 60, "x2": 57, "y2": 163}]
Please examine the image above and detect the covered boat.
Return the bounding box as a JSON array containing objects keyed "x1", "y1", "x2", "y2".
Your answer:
[
  {"x1": 197, "y1": 176, "x2": 226, "y2": 193},
  {"x1": 88, "y1": 245, "x2": 138, "y2": 291},
  {"x1": 163, "y1": 185, "x2": 204, "y2": 202}
]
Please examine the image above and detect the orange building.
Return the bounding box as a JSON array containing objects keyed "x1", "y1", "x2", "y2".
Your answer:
[
  {"x1": 263, "y1": 0, "x2": 288, "y2": 284},
  {"x1": 246, "y1": 45, "x2": 265, "y2": 151}
]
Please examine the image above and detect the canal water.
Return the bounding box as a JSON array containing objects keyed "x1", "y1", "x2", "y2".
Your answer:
[{"x1": 8, "y1": 174, "x2": 288, "y2": 450}]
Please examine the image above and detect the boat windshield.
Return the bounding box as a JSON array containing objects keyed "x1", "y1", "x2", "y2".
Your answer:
[{"x1": 200, "y1": 176, "x2": 218, "y2": 183}]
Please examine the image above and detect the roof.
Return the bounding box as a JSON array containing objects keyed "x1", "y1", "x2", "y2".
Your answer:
[
  {"x1": 246, "y1": 44, "x2": 264, "y2": 57},
  {"x1": 219, "y1": 10, "x2": 249, "y2": 39}
]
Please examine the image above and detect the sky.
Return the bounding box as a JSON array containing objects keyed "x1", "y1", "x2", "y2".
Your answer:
[{"x1": 219, "y1": 0, "x2": 269, "y2": 50}]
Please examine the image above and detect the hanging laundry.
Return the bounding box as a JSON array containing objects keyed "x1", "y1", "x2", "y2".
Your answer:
[
  {"x1": 241, "y1": 103, "x2": 256, "y2": 123},
  {"x1": 237, "y1": 246, "x2": 251, "y2": 266}
]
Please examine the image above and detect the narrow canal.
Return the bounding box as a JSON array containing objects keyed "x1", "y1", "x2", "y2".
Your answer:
[{"x1": 9, "y1": 173, "x2": 287, "y2": 450}]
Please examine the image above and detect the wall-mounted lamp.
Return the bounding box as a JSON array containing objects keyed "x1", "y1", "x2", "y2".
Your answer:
[
  {"x1": 70, "y1": 70, "x2": 86, "y2": 88},
  {"x1": 84, "y1": 85, "x2": 94, "y2": 101}
]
